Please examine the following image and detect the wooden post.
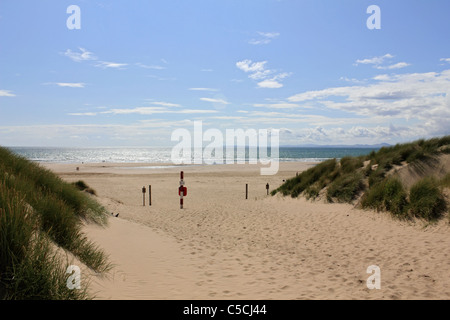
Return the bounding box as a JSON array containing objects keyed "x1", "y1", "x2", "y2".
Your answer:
[
  {"x1": 266, "y1": 183, "x2": 269, "y2": 195},
  {"x1": 246, "y1": 183, "x2": 248, "y2": 199},
  {"x1": 149, "y1": 185, "x2": 151, "y2": 206},
  {"x1": 142, "y1": 186, "x2": 146, "y2": 206}
]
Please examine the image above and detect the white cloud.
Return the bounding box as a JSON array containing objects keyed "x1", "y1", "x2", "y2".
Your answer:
[
  {"x1": 257, "y1": 80, "x2": 283, "y2": 89},
  {"x1": 340, "y1": 77, "x2": 367, "y2": 84},
  {"x1": 440, "y1": 58, "x2": 450, "y2": 63},
  {"x1": 64, "y1": 48, "x2": 96, "y2": 62},
  {"x1": 104, "y1": 107, "x2": 166, "y2": 115},
  {"x1": 372, "y1": 74, "x2": 391, "y2": 81},
  {"x1": 64, "y1": 48, "x2": 130, "y2": 71},
  {"x1": 136, "y1": 63, "x2": 166, "y2": 70},
  {"x1": 68, "y1": 112, "x2": 97, "y2": 116},
  {"x1": 236, "y1": 59, "x2": 290, "y2": 89},
  {"x1": 375, "y1": 62, "x2": 411, "y2": 70},
  {"x1": 249, "y1": 31, "x2": 280, "y2": 45},
  {"x1": 179, "y1": 109, "x2": 218, "y2": 114},
  {"x1": 68, "y1": 101, "x2": 215, "y2": 117},
  {"x1": 95, "y1": 61, "x2": 128, "y2": 69},
  {"x1": 253, "y1": 103, "x2": 302, "y2": 109},
  {"x1": 148, "y1": 101, "x2": 181, "y2": 108},
  {"x1": 236, "y1": 60, "x2": 267, "y2": 73},
  {"x1": 189, "y1": 88, "x2": 218, "y2": 92},
  {"x1": 271, "y1": 72, "x2": 291, "y2": 81},
  {"x1": 200, "y1": 97, "x2": 229, "y2": 104},
  {"x1": 146, "y1": 75, "x2": 176, "y2": 81},
  {"x1": 355, "y1": 53, "x2": 410, "y2": 71},
  {"x1": 258, "y1": 32, "x2": 280, "y2": 38},
  {"x1": 288, "y1": 69, "x2": 450, "y2": 136},
  {"x1": 210, "y1": 116, "x2": 244, "y2": 120},
  {"x1": 248, "y1": 69, "x2": 273, "y2": 80},
  {"x1": 54, "y1": 82, "x2": 85, "y2": 88},
  {"x1": 103, "y1": 106, "x2": 218, "y2": 115},
  {"x1": 255, "y1": 71, "x2": 290, "y2": 88},
  {"x1": 0, "y1": 90, "x2": 15, "y2": 97},
  {"x1": 248, "y1": 39, "x2": 270, "y2": 45},
  {"x1": 355, "y1": 53, "x2": 394, "y2": 66}
]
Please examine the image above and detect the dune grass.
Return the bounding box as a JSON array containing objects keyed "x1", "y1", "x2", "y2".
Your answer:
[
  {"x1": 72, "y1": 180, "x2": 97, "y2": 196},
  {"x1": 272, "y1": 159, "x2": 338, "y2": 198},
  {"x1": 361, "y1": 177, "x2": 409, "y2": 218},
  {"x1": 0, "y1": 146, "x2": 110, "y2": 299},
  {"x1": 439, "y1": 173, "x2": 450, "y2": 188},
  {"x1": 0, "y1": 178, "x2": 90, "y2": 299},
  {"x1": 409, "y1": 178, "x2": 447, "y2": 221},
  {"x1": 272, "y1": 136, "x2": 450, "y2": 222},
  {"x1": 326, "y1": 172, "x2": 365, "y2": 203}
]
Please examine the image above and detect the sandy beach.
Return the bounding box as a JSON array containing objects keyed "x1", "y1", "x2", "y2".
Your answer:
[{"x1": 43, "y1": 161, "x2": 450, "y2": 300}]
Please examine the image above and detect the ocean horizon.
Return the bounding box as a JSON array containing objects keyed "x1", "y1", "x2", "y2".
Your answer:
[{"x1": 6, "y1": 146, "x2": 379, "y2": 164}]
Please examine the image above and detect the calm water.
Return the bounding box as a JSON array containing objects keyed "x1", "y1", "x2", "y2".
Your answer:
[{"x1": 7, "y1": 147, "x2": 378, "y2": 164}]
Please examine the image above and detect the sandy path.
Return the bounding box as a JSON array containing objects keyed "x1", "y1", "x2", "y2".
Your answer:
[{"x1": 45, "y1": 162, "x2": 450, "y2": 300}]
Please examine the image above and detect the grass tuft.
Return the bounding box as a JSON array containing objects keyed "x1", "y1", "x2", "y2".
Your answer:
[
  {"x1": 272, "y1": 135, "x2": 450, "y2": 222},
  {"x1": 409, "y1": 178, "x2": 447, "y2": 221},
  {"x1": 361, "y1": 177, "x2": 408, "y2": 218},
  {"x1": 327, "y1": 172, "x2": 365, "y2": 203},
  {"x1": 72, "y1": 180, "x2": 97, "y2": 196},
  {"x1": 0, "y1": 146, "x2": 110, "y2": 299}
]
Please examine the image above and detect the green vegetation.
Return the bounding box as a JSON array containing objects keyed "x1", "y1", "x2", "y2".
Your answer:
[
  {"x1": 340, "y1": 156, "x2": 364, "y2": 174},
  {"x1": 0, "y1": 146, "x2": 110, "y2": 299},
  {"x1": 327, "y1": 172, "x2": 365, "y2": 203},
  {"x1": 272, "y1": 136, "x2": 450, "y2": 222},
  {"x1": 361, "y1": 177, "x2": 408, "y2": 218},
  {"x1": 409, "y1": 178, "x2": 447, "y2": 221},
  {"x1": 439, "y1": 173, "x2": 450, "y2": 188},
  {"x1": 274, "y1": 159, "x2": 338, "y2": 198},
  {"x1": 72, "y1": 180, "x2": 97, "y2": 196}
]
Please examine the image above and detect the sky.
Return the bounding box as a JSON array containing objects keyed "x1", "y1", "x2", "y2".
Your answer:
[{"x1": 0, "y1": 0, "x2": 449, "y2": 147}]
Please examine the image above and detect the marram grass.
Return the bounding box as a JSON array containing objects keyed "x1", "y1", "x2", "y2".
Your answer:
[
  {"x1": 0, "y1": 146, "x2": 110, "y2": 299},
  {"x1": 272, "y1": 136, "x2": 450, "y2": 222}
]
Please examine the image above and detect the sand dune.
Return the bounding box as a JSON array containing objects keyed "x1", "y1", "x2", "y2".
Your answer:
[{"x1": 45, "y1": 162, "x2": 450, "y2": 300}]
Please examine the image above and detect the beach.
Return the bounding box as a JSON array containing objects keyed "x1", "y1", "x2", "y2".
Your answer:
[{"x1": 43, "y1": 161, "x2": 450, "y2": 300}]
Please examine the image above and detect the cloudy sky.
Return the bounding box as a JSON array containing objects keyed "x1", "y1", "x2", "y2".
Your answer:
[{"x1": 0, "y1": 0, "x2": 449, "y2": 147}]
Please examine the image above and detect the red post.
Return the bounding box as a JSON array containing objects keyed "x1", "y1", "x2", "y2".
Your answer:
[{"x1": 180, "y1": 192, "x2": 183, "y2": 209}]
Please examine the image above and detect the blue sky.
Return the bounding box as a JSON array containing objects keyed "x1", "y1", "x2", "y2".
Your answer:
[{"x1": 1, "y1": 0, "x2": 449, "y2": 147}]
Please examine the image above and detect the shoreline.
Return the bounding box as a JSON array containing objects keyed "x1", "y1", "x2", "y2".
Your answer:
[
  {"x1": 45, "y1": 161, "x2": 450, "y2": 300},
  {"x1": 40, "y1": 161, "x2": 318, "y2": 177}
]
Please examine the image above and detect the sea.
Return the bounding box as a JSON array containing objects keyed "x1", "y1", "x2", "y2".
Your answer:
[{"x1": 6, "y1": 147, "x2": 379, "y2": 164}]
